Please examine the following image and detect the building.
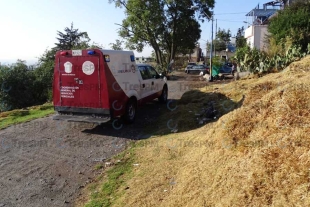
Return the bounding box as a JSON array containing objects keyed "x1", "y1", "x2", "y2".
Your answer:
[
  {"x1": 244, "y1": 25, "x2": 269, "y2": 50},
  {"x1": 244, "y1": 2, "x2": 279, "y2": 50},
  {"x1": 204, "y1": 42, "x2": 236, "y2": 62},
  {"x1": 187, "y1": 44, "x2": 203, "y2": 62},
  {"x1": 175, "y1": 44, "x2": 203, "y2": 63},
  {"x1": 244, "y1": 0, "x2": 296, "y2": 51}
]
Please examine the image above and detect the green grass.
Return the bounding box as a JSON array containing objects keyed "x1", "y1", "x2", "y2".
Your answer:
[
  {"x1": 94, "y1": 164, "x2": 103, "y2": 170},
  {"x1": 84, "y1": 147, "x2": 135, "y2": 207},
  {"x1": 0, "y1": 103, "x2": 55, "y2": 130}
]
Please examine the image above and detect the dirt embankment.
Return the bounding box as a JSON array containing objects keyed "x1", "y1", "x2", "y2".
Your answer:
[{"x1": 103, "y1": 56, "x2": 310, "y2": 206}]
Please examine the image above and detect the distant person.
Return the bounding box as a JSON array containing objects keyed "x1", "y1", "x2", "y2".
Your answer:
[{"x1": 168, "y1": 59, "x2": 174, "y2": 73}]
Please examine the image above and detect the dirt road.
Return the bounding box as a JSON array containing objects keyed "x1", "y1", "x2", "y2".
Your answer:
[{"x1": 0, "y1": 71, "x2": 232, "y2": 207}]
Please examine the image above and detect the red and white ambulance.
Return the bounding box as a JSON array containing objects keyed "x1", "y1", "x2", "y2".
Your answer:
[{"x1": 53, "y1": 49, "x2": 168, "y2": 124}]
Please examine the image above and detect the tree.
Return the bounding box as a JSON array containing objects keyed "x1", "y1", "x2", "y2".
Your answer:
[
  {"x1": 0, "y1": 60, "x2": 40, "y2": 110},
  {"x1": 235, "y1": 27, "x2": 247, "y2": 48},
  {"x1": 55, "y1": 22, "x2": 90, "y2": 50},
  {"x1": 89, "y1": 42, "x2": 104, "y2": 49},
  {"x1": 207, "y1": 28, "x2": 231, "y2": 52},
  {"x1": 109, "y1": 39, "x2": 124, "y2": 50},
  {"x1": 216, "y1": 28, "x2": 231, "y2": 44},
  {"x1": 110, "y1": 0, "x2": 215, "y2": 66},
  {"x1": 268, "y1": 0, "x2": 310, "y2": 52},
  {"x1": 207, "y1": 39, "x2": 226, "y2": 52}
]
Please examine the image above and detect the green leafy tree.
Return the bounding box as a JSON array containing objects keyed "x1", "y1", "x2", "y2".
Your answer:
[
  {"x1": 55, "y1": 22, "x2": 90, "y2": 50},
  {"x1": 235, "y1": 26, "x2": 247, "y2": 48},
  {"x1": 207, "y1": 39, "x2": 227, "y2": 52},
  {"x1": 268, "y1": 0, "x2": 310, "y2": 52},
  {"x1": 109, "y1": 39, "x2": 124, "y2": 50},
  {"x1": 110, "y1": 0, "x2": 214, "y2": 66},
  {"x1": 34, "y1": 48, "x2": 57, "y2": 102},
  {"x1": 207, "y1": 28, "x2": 231, "y2": 52},
  {"x1": 0, "y1": 60, "x2": 40, "y2": 110},
  {"x1": 89, "y1": 42, "x2": 104, "y2": 49},
  {"x1": 162, "y1": 0, "x2": 202, "y2": 63},
  {"x1": 216, "y1": 28, "x2": 231, "y2": 44}
]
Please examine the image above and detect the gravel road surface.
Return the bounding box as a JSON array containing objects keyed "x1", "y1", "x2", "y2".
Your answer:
[{"x1": 0, "y1": 71, "x2": 231, "y2": 207}]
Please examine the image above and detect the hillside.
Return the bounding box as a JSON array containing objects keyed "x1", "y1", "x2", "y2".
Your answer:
[{"x1": 84, "y1": 56, "x2": 310, "y2": 206}]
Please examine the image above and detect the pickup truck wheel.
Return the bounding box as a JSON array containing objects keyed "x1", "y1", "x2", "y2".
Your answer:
[
  {"x1": 159, "y1": 86, "x2": 168, "y2": 103},
  {"x1": 124, "y1": 99, "x2": 136, "y2": 124}
]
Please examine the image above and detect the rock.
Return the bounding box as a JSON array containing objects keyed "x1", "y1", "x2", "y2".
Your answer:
[
  {"x1": 94, "y1": 158, "x2": 106, "y2": 162},
  {"x1": 133, "y1": 164, "x2": 139, "y2": 166},
  {"x1": 235, "y1": 71, "x2": 251, "y2": 80},
  {"x1": 64, "y1": 200, "x2": 69, "y2": 204},
  {"x1": 104, "y1": 162, "x2": 113, "y2": 167}
]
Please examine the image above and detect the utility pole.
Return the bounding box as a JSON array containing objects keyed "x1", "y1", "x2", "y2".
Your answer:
[
  {"x1": 214, "y1": 19, "x2": 217, "y2": 57},
  {"x1": 191, "y1": 6, "x2": 214, "y2": 82},
  {"x1": 209, "y1": 16, "x2": 214, "y2": 82}
]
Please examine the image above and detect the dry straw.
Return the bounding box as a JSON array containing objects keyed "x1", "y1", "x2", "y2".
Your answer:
[{"x1": 113, "y1": 56, "x2": 310, "y2": 206}]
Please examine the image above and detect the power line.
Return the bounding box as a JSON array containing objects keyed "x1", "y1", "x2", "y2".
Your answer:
[
  {"x1": 214, "y1": 12, "x2": 248, "y2": 15},
  {"x1": 216, "y1": 19, "x2": 245, "y2": 22}
]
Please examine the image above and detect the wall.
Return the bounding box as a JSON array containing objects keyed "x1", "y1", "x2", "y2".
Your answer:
[{"x1": 244, "y1": 25, "x2": 268, "y2": 51}]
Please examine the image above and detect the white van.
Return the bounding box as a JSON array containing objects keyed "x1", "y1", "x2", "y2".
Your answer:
[{"x1": 53, "y1": 49, "x2": 168, "y2": 124}]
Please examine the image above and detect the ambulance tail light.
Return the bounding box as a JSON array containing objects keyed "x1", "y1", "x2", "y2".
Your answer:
[{"x1": 87, "y1": 50, "x2": 95, "y2": 55}]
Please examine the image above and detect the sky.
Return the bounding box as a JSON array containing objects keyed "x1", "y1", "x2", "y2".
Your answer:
[{"x1": 0, "y1": 0, "x2": 263, "y2": 65}]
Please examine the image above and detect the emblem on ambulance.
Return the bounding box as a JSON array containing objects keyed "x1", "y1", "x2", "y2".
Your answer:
[
  {"x1": 64, "y1": 61, "x2": 72, "y2": 73},
  {"x1": 82, "y1": 61, "x2": 95, "y2": 75},
  {"x1": 131, "y1": 65, "x2": 136, "y2": 73}
]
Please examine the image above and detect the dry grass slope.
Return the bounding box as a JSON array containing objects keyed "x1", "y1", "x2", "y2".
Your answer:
[{"x1": 112, "y1": 56, "x2": 310, "y2": 207}]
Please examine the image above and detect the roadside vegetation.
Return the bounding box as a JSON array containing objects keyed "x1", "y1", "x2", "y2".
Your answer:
[
  {"x1": 81, "y1": 55, "x2": 310, "y2": 206},
  {"x1": 79, "y1": 147, "x2": 136, "y2": 207},
  {"x1": 234, "y1": 0, "x2": 310, "y2": 74},
  {"x1": 0, "y1": 102, "x2": 54, "y2": 129},
  {"x1": 80, "y1": 1, "x2": 310, "y2": 206}
]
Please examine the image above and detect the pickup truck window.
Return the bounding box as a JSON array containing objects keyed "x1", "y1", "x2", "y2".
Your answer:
[
  {"x1": 147, "y1": 66, "x2": 159, "y2": 79},
  {"x1": 138, "y1": 66, "x2": 151, "y2": 80}
]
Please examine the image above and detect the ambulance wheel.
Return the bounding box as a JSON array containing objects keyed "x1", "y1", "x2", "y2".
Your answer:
[
  {"x1": 124, "y1": 98, "x2": 136, "y2": 124},
  {"x1": 159, "y1": 85, "x2": 168, "y2": 103}
]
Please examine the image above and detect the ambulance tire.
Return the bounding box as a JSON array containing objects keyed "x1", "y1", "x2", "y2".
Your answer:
[
  {"x1": 123, "y1": 98, "x2": 137, "y2": 124},
  {"x1": 159, "y1": 85, "x2": 168, "y2": 103}
]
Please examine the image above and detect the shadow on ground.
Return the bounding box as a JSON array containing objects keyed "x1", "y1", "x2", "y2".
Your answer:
[
  {"x1": 82, "y1": 90, "x2": 245, "y2": 140},
  {"x1": 140, "y1": 90, "x2": 245, "y2": 136}
]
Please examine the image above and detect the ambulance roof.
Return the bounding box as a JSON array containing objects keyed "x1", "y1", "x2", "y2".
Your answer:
[{"x1": 99, "y1": 49, "x2": 134, "y2": 55}]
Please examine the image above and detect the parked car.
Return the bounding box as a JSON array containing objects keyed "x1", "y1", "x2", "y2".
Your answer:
[
  {"x1": 53, "y1": 49, "x2": 168, "y2": 124},
  {"x1": 185, "y1": 64, "x2": 210, "y2": 75},
  {"x1": 185, "y1": 62, "x2": 197, "y2": 72}
]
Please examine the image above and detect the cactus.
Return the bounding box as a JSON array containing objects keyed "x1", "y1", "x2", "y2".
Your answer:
[{"x1": 235, "y1": 43, "x2": 307, "y2": 75}]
